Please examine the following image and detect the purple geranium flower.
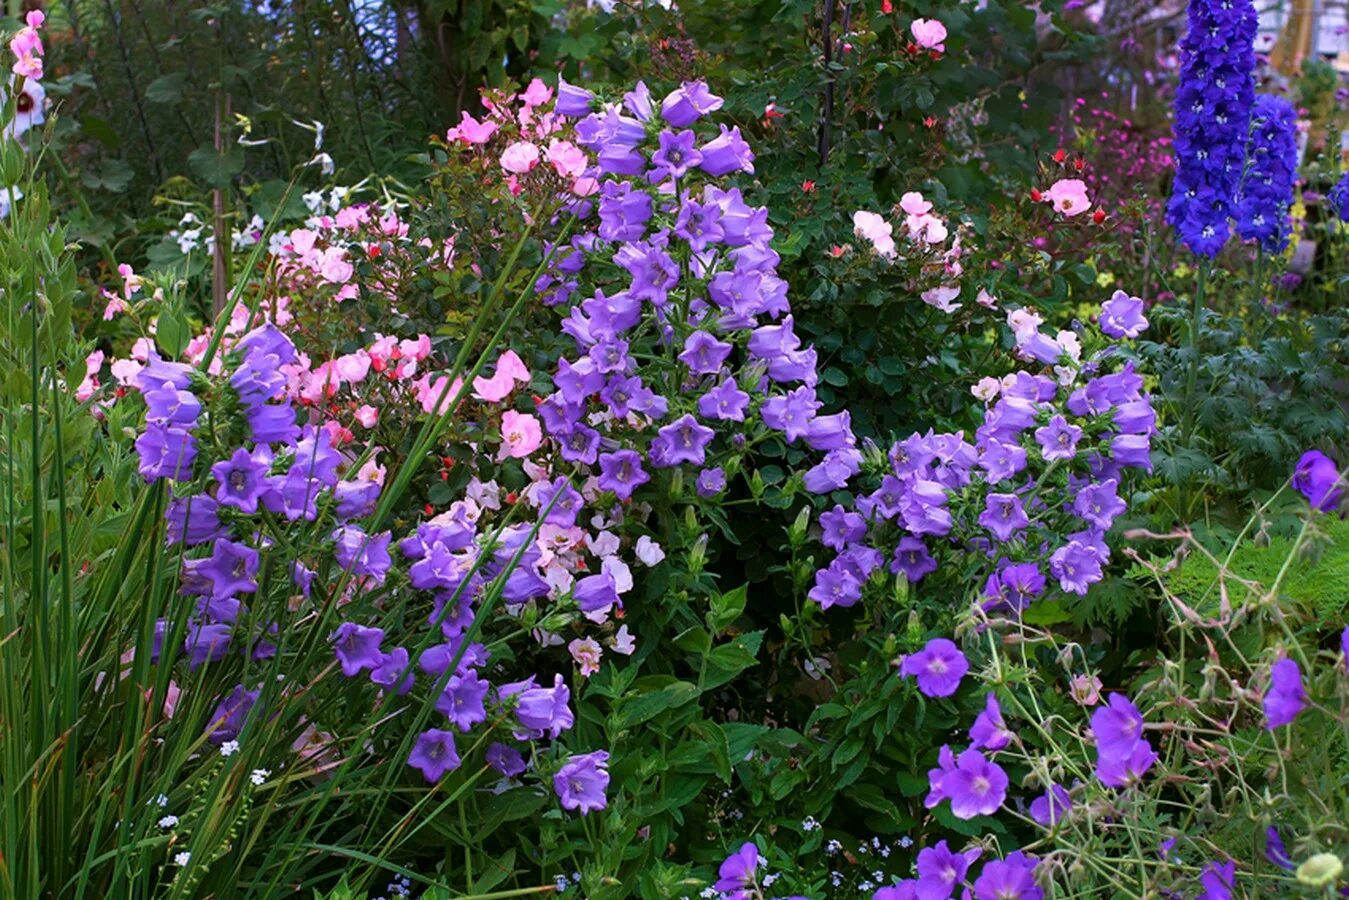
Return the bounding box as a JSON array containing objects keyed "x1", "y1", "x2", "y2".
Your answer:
[
  {"x1": 1262, "y1": 658, "x2": 1306, "y2": 729},
  {"x1": 1091, "y1": 693, "x2": 1146, "y2": 758},
  {"x1": 553, "y1": 750, "x2": 610, "y2": 815},
  {"x1": 1198, "y1": 860, "x2": 1235, "y2": 900},
  {"x1": 971, "y1": 851, "x2": 1042, "y2": 900},
  {"x1": 900, "y1": 638, "x2": 969, "y2": 698},
  {"x1": 408, "y1": 728, "x2": 461, "y2": 782},
  {"x1": 1029, "y1": 783, "x2": 1072, "y2": 828},
  {"x1": 1293, "y1": 449, "x2": 1343, "y2": 512},
  {"x1": 1095, "y1": 737, "x2": 1158, "y2": 788},
  {"x1": 969, "y1": 693, "x2": 1014, "y2": 751},
  {"x1": 916, "y1": 840, "x2": 982, "y2": 899},
  {"x1": 943, "y1": 748, "x2": 1009, "y2": 819},
  {"x1": 713, "y1": 841, "x2": 760, "y2": 895}
]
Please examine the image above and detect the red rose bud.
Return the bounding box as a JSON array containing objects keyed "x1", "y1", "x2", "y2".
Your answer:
[
  {"x1": 881, "y1": 0, "x2": 893, "y2": 12},
  {"x1": 1092, "y1": 208, "x2": 1106, "y2": 224},
  {"x1": 1074, "y1": 158, "x2": 1085, "y2": 172},
  {"x1": 802, "y1": 179, "x2": 816, "y2": 192},
  {"x1": 1030, "y1": 189, "x2": 1042, "y2": 202},
  {"x1": 1053, "y1": 148, "x2": 1067, "y2": 163}
]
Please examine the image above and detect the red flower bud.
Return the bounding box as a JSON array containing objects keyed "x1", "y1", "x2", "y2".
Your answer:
[
  {"x1": 1092, "y1": 208, "x2": 1106, "y2": 224},
  {"x1": 1030, "y1": 189, "x2": 1042, "y2": 202}
]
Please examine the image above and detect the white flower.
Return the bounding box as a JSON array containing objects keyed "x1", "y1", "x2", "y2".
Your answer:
[
  {"x1": 972, "y1": 376, "x2": 1002, "y2": 402},
  {"x1": 150, "y1": 793, "x2": 169, "y2": 808},
  {"x1": 249, "y1": 768, "x2": 270, "y2": 786},
  {"x1": 173, "y1": 852, "x2": 191, "y2": 866},
  {"x1": 801, "y1": 815, "x2": 821, "y2": 832},
  {"x1": 157, "y1": 815, "x2": 179, "y2": 829},
  {"x1": 220, "y1": 740, "x2": 240, "y2": 757}
]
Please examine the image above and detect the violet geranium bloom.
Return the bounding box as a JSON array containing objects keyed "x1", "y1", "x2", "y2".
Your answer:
[
  {"x1": 713, "y1": 842, "x2": 760, "y2": 897},
  {"x1": 971, "y1": 851, "x2": 1042, "y2": 900},
  {"x1": 1029, "y1": 783, "x2": 1072, "y2": 828},
  {"x1": 969, "y1": 693, "x2": 1014, "y2": 751},
  {"x1": 915, "y1": 840, "x2": 982, "y2": 898},
  {"x1": 1293, "y1": 449, "x2": 1343, "y2": 513},
  {"x1": 900, "y1": 637, "x2": 969, "y2": 698},
  {"x1": 1262, "y1": 658, "x2": 1306, "y2": 729},
  {"x1": 942, "y1": 748, "x2": 1009, "y2": 819},
  {"x1": 553, "y1": 750, "x2": 610, "y2": 815}
]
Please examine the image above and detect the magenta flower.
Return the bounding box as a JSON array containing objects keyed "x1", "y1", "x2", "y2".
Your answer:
[
  {"x1": 408, "y1": 729, "x2": 461, "y2": 783},
  {"x1": 900, "y1": 638, "x2": 969, "y2": 698},
  {"x1": 553, "y1": 750, "x2": 610, "y2": 815},
  {"x1": 1262, "y1": 658, "x2": 1306, "y2": 729}
]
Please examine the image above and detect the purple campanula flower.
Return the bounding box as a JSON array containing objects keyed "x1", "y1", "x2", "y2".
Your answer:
[
  {"x1": 513, "y1": 673, "x2": 574, "y2": 738},
  {"x1": 1049, "y1": 540, "x2": 1102, "y2": 595},
  {"x1": 597, "y1": 449, "x2": 650, "y2": 500},
  {"x1": 437, "y1": 670, "x2": 490, "y2": 731},
  {"x1": 597, "y1": 143, "x2": 646, "y2": 176},
  {"x1": 1112, "y1": 399, "x2": 1156, "y2": 435},
  {"x1": 1073, "y1": 478, "x2": 1126, "y2": 530},
  {"x1": 673, "y1": 196, "x2": 724, "y2": 252},
  {"x1": 623, "y1": 80, "x2": 653, "y2": 120},
  {"x1": 979, "y1": 438, "x2": 1028, "y2": 483},
  {"x1": 134, "y1": 355, "x2": 195, "y2": 392},
  {"x1": 1331, "y1": 172, "x2": 1349, "y2": 222},
  {"x1": 900, "y1": 638, "x2": 968, "y2": 698},
  {"x1": 553, "y1": 750, "x2": 610, "y2": 815},
  {"x1": 165, "y1": 494, "x2": 226, "y2": 545},
  {"x1": 1099, "y1": 290, "x2": 1148, "y2": 339},
  {"x1": 1034, "y1": 415, "x2": 1082, "y2": 461},
  {"x1": 588, "y1": 336, "x2": 632, "y2": 374},
  {"x1": 916, "y1": 840, "x2": 982, "y2": 898},
  {"x1": 334, "y1": 478, "x2": 381, "y2": 520},
  {"x1": 808, "y1": 561, "x2": 862, "y2": 610},
  {"x1": 942, "y1": 748, "x2": 1009, "y2": 819},
  {"x1": 1018, "y1": 331, "x2": 1063, "y2": 366},
  {"x1": 1111, "y1": 433, "x2": 1152, "y2": 470},
  {"x1": 889, "y1": 536, "x2": 937, "y2": 582},
  {"x1": 210, "y1": 447, "x2": 271, "y2": 514},
  {"x1": 696, "y1": 466, "x2": 726, "y2": 497},
  {"x1": 199, "y1": 538, "x2": 260, "y2": 598},
  {"x1": 706, "y1": 185, "x2": 772, "y2": 247},
  {"x1": 649, "y1": 129, "x2": 701, "y2": 181},
  {"x1": 613, "y1": 240, "x2": 678, "y2": 304},
  {"x1": 291, "y1": 427, "x2": 342, "y2": 485},
  {"x1": 1198, "y1": 860, "x2": 1235, "y2": 900},
  {"x1": 1030, "y1": 783, "x2": 1071, "y2": 828},
  {"x1": 136, "y1": 425, "x2": 197, "y2": 482},
  {"x1": 204, "y1": 685, "x2": 258, "y2": 744},
  {"x1": 370, "y1": 647, "x2": 414, "y2": 695},
  {"x1": 332, "y1": 526, "x2": 393, "y2": 584},
  {"x1": 1293, "y1": 450, "x2": 1343, "y2": 512},
  {"x1": 537, "y1": 476, "x2": 584, "y2": 526},
  {"x1": 1262, "y1": 658, "x2": 1305, "y2": 729},
  {"x1": 574, "y1": 572, "x2": 619, "y2": 614},
  {"x1": 650, "y1": 413, "x2": 715, "y2": 467},
  {"x1": 600, "y1": 376, "x2": 645, "y2": 418},
  {"x1": 979, "y1": 493, "x2": 1029, "y2": 542},
  {"x1": 803, "y1": 411, "x2": 853, "y2": 452},
  {"x1": 408, "y1": 728, "x2": 461, "y2": 782},
  {"x1": 970, "y1": 693, "x2": 1013, "y2": 751},
  {"x1": 803, "y1": 447, "x2": 861, "y2": 493},
  {"x1": 235, "y1": 322, "x2": 296, "y2": 365},
  {"x1": 332, "y1": 622, "x2": 384, "y2": 677},
  {"x1": 761, "y1": 386, "x2": 820, "y2": 443},
  {"x1": 819, "y1": 505, "x2": 867, "y2": 550},
  {"x1": 142, "y1": 383, "x2": 201, "y2": 426},
  {"x1": 713, "y1": 841, "x2": 760, "y2": 895},
  {"x1": 486, "y1": 742, "x2": 527, "y2": 777},
  {"x1": 697, "y1": 378, "x2": 750, "y2": 422},
  {"x1": 554, "y1": 76, "x2": 594, "y2": 116},
  {"x1": 698, "y1": 124, "x2": 755, "y2": 176},
  {"x1": 597, "y1": 181, "x2": 653, "y2": 242},
  {"x1": 678, "y1": 330, "x2": 733, "y2": 375},
  {"x1": 185, "y1": 621, "x2": 232, "y2": 668},
  {"x1": 660, "y1": 80, "x2": 723, "y2": 127},
  {"x1": 246, "y1": 403, "x2": 300, "y2": 444},
  {"x1": 971, "y1": 852, "x2": 1042, "y2": 900},
  {"x1": 229, "y1": 353, "x2": 287, "y2": 408}
]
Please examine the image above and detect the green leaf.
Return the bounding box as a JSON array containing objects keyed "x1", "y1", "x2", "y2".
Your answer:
[
  {"x1": 145, "y1": 72, "x2": 188, "y2": 105},
  {"x1": 156, "y1": 308, "x2": 190, "y2": 359},
  {"x1": 188, "y1": 144, "x2": 245, "y2": 188},
  {"x1": 614, "y1": 681, "x2": 699, "y2": 729}
]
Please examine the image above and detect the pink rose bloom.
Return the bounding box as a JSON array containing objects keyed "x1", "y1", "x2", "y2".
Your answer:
[
  {"x1": 472, "y1": 349, "x2": 531, "y2": 402},
  {"x1": 499, "y1": 409, "x2": 542, "y2": 459},
  {"x1": 1044, "y1": 178, "x2": 1091, "y2": 217},
  {"x1": 572, "y1": 176, "x2": 599, "y2": 197},
  {"x1": 911, "y1": 18, "x2": 947, "y2": 51},
  {"x1": 545, "y1": 139, "x2": 588, "y2": 179},
  {"x1": 905, "y1": 212, "x2": 948, "y2": 244},
  {"x1": 110, "y1": 358, "x2": 143, "y2": 386},
  {"x1": 520, "y1": 77, "x2": 553, "y2": 107},
  {"x1": 102, "y1": 290, "x2": 128, "y2": 321},
  {"x1": 976, "y1": 287, "x2": 998, "y2": 308},
  {"x1": 334, "y1": 350, "x2": 371, "y2": 383},
  {"x1": 399, "y1": 334, "x2": 432, "y2": 362},
  {"x1": 415, "y1": 373, "x2": 463, "y2": 416},
  {"x1": 446, "y1": 111, "x2": 498, "y2": 145},
  {"x1": 852, "y1": 210, "x2": 897, "y2": 258},
  {"x1": 499, "y1": 141, "x2": 541, "y2": 174},
  {"x1": 353, "y1": 405, "x2": 379, "y2": 428},
  {"x1": 568, "y1": 637, "x2": 603, "y2": 677},
  {"x1": 921, "y1": 285, "x2": 961, "y2": 313},
  {"x1": 289, "y1": 228, "x2": 318, "y2": 255},
  {"x1": 899, "y1": 191, "x2": 932, "y2": 216}
]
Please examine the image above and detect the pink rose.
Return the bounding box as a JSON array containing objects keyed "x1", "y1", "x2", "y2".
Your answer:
[
  {"x1": 499, "y1": 141, "x2": 541, "y2": 174},
  {"x1": 1044, "y1": 178, "x2": 1092, "y2": 217},
  {"x1": 499, "y1": 409, "x2": 542, "y2": 459},
  {"x1": 910, "y1": 18, "x2": 947, "y2": 51}
]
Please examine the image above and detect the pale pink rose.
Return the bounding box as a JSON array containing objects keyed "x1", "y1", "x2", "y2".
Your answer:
[
  {"x1": 447, "y1": 111, "x2": 499, "y2": 145},
  {"x1": 976, "y1": 287, "x2": 998, "y2": 308},
  {"x1": 415, "y1": 374, "x2": 463, "y2": 416},
  {"x1": 899, "y1": 191, "x2": 932, "y2": 216},
  {"x1": 472, "y1": 349, "x2": 531, "y2": 402},
  {"x1": 110, "y1": 358, "x2": 143, "y2": 386},
  {"x1": 520, "y1": 77, "x2": 553, "y2": 107},
  {"x1": 317, "y1": 247, "x2": 353, "y2": 284},
  {"x1": 910, "y1": 18, "x2": 947, "y2": 51},
  {"x1": 102, "y1": 291, "x2": 128, "y2": 320},
  {"x1": 545, "y1": 139, "x2": 588, "y2": 179},
  {"x1": 921, "y1": 285, "x2": 961, "y2": 313},
  {"x1": 499, "y1": 141, "x2": 541, "y2": 174},
  {"x1": 1044, "y1": 178, "x2": 1091, "y2": 217},
  {"x1": 499, "y1": 409, "x2": 542, "y2": 459},
  {"x1": 906, "y1": 213, "x2": 948, "y2": 244},
  {"x1": 289, "y1": 228, "x2": 317, "y2": 255},
  {"x1": 971, "y1": 376, "x2": 1002, "y2": 402},
  {"x1": 334, "y1": 350, "x2": 371, "y2": 383},
  {"x1": 852, "y1": 210, "x2": 897, "y2": 258},
  {"x1": 1070, "y1": 674, "x2": 1102, "y2": 706},
  {"x1": 568, "y1": 637, "x2": 603, "y2": 677},
  {"x1": 572, "y1": 176, "x2": 600, "y2": 197},
  {"x1": 399, "y1": 334, "x2": 432, "y2": 362},
  {"x1": 353, "y1": 405, "x2": 379, "y2": 428}
]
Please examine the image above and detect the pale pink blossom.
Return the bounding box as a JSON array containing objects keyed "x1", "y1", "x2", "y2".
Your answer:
[
  {"x1": 472, "y1": 349, "x2": 531, "y2": 402},
  {"x1": 568, "y1": 637, "x2": 603, "y2": 677},
  {"x1": 399, "y1": 334, "x2": 432, "y2": 362},
  {"x1": 852, "y1": 210, "x2": 897, "y2": 258},
  {"x1": 356, "y1": 456, "x2": 386, "y2": 485},
  {"x1": 545, "y1": 139, "x2": 588, "y2": 179},
  {"x1": 499, "y1": 409, "x2": 542, "y2": 459},
  {"x1": 446, "y1": 111, "x2": 498, "y2": 145},
  {"x1": 971, "y1": 376, "x2": 1002, "y2": 402},
  {"x1": 353, "y1": 405, "x2": 379, "y2": 428},
  {"x1": 102, "y1": 290, "x2": 128, "y2": 321},
  {"x1": 905, "y1": 213, "x2": 948, "y2": 244},
  {"x1": 499, "y1": 141, "x2": 541, "y2": 174},
  {"x1": 520, "y1": 77, "x2": 552, "y2": 107},
  {"x1": 117, "y1": 263, "x2": 142, "y2": 299},
  {"x1": 976, "y1": 287, "x2": 998, "y2": 309},
  {"x1": 910, "y1": 18, "x2": 947, "y2": 51},
  {"x1": 921, "y1": 285, "x2": 961, "y2": 313},
  {"x1": 414, "y1": 373, "x2": 463, "y2": 416},
  {"x1": 1007, "y1": 307, "x2": 1043, "y2": 340},
  {"x1": 110, "y1": 358, "x2": 143, "y2": 386},
  {"x1": 1070, "y1": 674, "x2": 1102, "y2": 706},
  {"x1": 899, "y1": 191, "x2": 932, "y2": 216},
  {"x1": 1044, "y1": 178, "x2": 1091, "y2": 217},
  {"x1": 608, "y1": 624, "x2": 637, "y2": 656},
  {"x1": 334, "y1": 350, "x2": 371, "y2": 383},
  {"x1": 10, "y1": 11, "x2": 44, "y2": 81},
  {"x1": 634, "y1": 535, "x2": 665, "y2": 566}
]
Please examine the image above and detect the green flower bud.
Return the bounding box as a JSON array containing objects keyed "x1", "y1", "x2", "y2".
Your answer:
[{"x1": 1296, "y1": 853, "x2": 1343, "y2": 887}]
